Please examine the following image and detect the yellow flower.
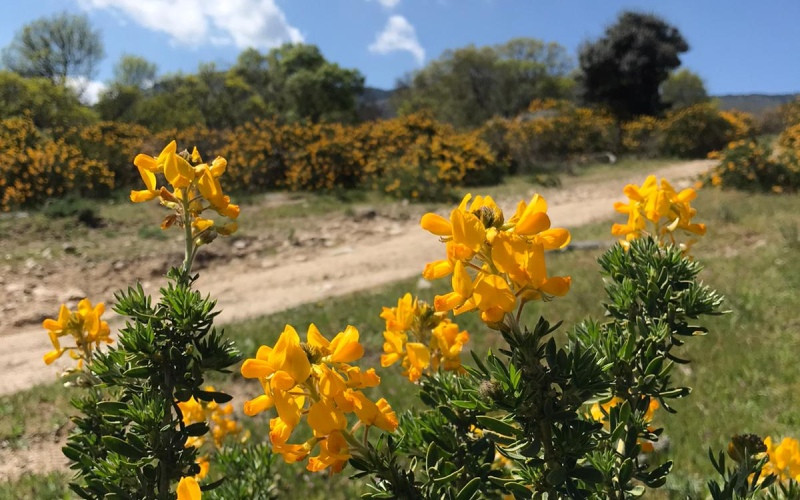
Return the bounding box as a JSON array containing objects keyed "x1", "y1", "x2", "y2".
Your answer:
[
  {"x1": 611, "y1": 175, "x2": 706, "y2": 252},
  {"x1": 176, "y1": 476, "x2": 201, "y2": 500},
  {"x1": 307, "y1": 431, "x2": 350, "y2": 473},
  {"x1": 763, "y1": 436, "x2": 800, "y2": 482},
  {"x1": 42, "y1": 299, "x2": 111, "y2": 367},
  {"x1": 242, "y1": 323, "x2": 396, "y2": 472}
]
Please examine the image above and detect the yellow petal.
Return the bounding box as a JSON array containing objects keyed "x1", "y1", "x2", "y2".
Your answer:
[
  {"x1": 176, "y1": 476, "x2": 201, "y2": 500},
  {"x1": 43, "y1": 349, "x2": 62, "y2": 365},
  {"x1": 422, "y1": 260, "x2": 453, "y2": 280},
  {"x1": 240, "y1": 359, "x2": 272, "y2": 379},
  {"x1": 536, "y1": 228, "x2": 571, "y2": 250},
  {"x1": 306, "y1": 323, "x2": 329, "y2": 351},
  {"x1": 243, "y1": 394, "x2": 273, "y2": 416},
  {"x1": 420, "y1": 213, "x2": 452, "y2": 236},
  {"x1": 452, "y1": 260, "x2": 472, "y2": 296},
  {"x1": 133, "y1": 153, "x2": 159, "y2": 172},
  {"x1": 130, "y1": 190, "x2": 157, "y2": 203},
  {"x1": 328, "y1": 325, "x2": 364, "y2": 363}
]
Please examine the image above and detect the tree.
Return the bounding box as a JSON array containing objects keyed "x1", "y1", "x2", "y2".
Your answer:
[
  {"x1": 661, "y1": 68, "x2": 709, "y2": 109},
  {"x1": 264, "y1": 44, "x2": 365, "y2": 123},
  {"x1": 0, "y1": 70, "x2": 96, "y2": 128},
  {"x1": 112, "y1": 54, "x2": 156, "y2": 89},
  {"x1": 392, "y1": 38, "x2": 575, "y2": 127},
  {"x1": 578, "y1": 11, "x2": 688, "y2": 118},
  {"x1": 2, "y1": 12, "x2": 104, "y2": 85}
]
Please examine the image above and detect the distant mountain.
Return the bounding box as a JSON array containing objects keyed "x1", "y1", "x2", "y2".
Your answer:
[{"x1": 714, "y1": 93, "x2": 798, "y2": 116}]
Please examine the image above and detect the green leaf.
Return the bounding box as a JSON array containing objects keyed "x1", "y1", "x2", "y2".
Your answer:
[
  {"x1": 432, "y1": 466, "x2": 464, "y2": 485},
  {"x1": 102, "y1": 436, "x2": 146, "y2": 460},
  {"x1": 185, "y1": 422, "x2": 209, "y2": 437},
  {"x1": 450, "y1": 400, "x2": 477, "y2": 409},
  {"x1": 476, "y1": 416, "x2": 519, "y2": 437},
  {"x1": 123, "y1": 366, "x2": 150, "y2": 378},
  {"x1": 96, "y1": 402, "x2": 129, "y2": 416},
  {"x1": 195, "y1": 389, "x2": 233, "y2": 403},
  {"x1": 455, "y1": 477, "x2": 481, "y2": 500}
]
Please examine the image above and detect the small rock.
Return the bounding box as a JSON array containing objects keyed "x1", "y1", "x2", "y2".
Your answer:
[
  {"x1": 41, "y1": 248, "x2": 52, "y2": 259},
  {"x1": 387, "y1": 225, "x2": 403, "y2": 236},
  {"x1": 416, "y1": 278, "x2": 432, "y2": 290},
  {"x1": 62, "y1": 243, "x2": 78, "y2": 255},
  {"x1": 233, "y1": 239, "x2": 248, "y2": 250},
  {"x1": 32, "y1": 286, "x2": 56, "y2": 299},
  {"x1": 352, "y1": 207, "x2": 378, "y2": 221},
  {"x1": 5, "y1": 282, "x2": 26, "y2": 294},
  {"x1": 113, "y1": 260, "x2": 126, "y2": 271},
  {"x1": 24, "y1": 258, "x2": 36, "y2": 270}
]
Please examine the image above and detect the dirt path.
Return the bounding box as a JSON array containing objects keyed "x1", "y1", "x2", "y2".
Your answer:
[{"x1": 0, "y1": 159, "x2": 713, "y2": 481}]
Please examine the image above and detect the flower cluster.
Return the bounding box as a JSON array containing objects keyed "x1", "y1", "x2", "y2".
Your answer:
[
  {"x1": 177, "y1": 386, "x2": 247, "y2": 479},
  {"x1": 421, "y1": 193, "x2": 571, "y2": 325},
  {"x1": 589, "y1": 397, "x2": 660, "y2": 453},
  {"x1": 762, "y1": 436, "x2": 800, "y2": 482},
  {"x1": 42, "y1": 298, "x2": 111, "y2": 369},
  {"x1": 380, "y1": 293, "x2": 470, "y2": 382},
  {"x1": 131, "y1": 140, "x2": 239, "y2": 242},
  {"x1": 612, "y1": 175, "x2": 706, "y2": 252},
  {"x1": 241, "y1": 324, "x2": 398, "y2": 472}
]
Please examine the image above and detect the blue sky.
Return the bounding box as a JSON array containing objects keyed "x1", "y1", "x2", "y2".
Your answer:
[{"x1": 1, "y1": 0, "x2": 798, "y2": 102}]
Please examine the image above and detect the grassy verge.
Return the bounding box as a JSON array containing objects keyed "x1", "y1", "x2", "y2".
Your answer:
[{"x1": 2, "y1": 186, "x2": 797, "y2": 498}]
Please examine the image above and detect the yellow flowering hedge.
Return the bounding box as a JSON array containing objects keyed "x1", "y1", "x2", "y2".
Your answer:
[
  {"x1": 778, "y1": 123, "x2": 800, "y2": 152},
  {"x1": 621, "y1": 115, "x2": 662, "y2": 157},
  {"x1": 699, "y1": 140, "x2": 800, "y2": 193},
  {"x1": 660, "y1": 103, "x2": 751, "y2": 158},
  {"x1": 60, "y1": 121, "x2": 151, "y2": 187},
  {"x1": 0, "y1": 116, "x2": 114, "y2": 211},
  {"x1": 503, "y1": 99, "x2": 616, "y2": 171}
]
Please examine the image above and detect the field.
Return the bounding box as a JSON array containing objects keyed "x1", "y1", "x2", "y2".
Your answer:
[{"x1": 1, "y1": 156, "x2": 798, "y2": 498}]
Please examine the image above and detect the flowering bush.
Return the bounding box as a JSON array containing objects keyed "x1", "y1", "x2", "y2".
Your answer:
[
  {"x1": 778, "y1": 123, "x2": 800, "y2": 152},
  {"x1": 621, "y1": 116, "x2": 662, "y2": 157},
  {"x1": 699, "y1": 140, "x2": 800, "y2": 193},
  {"x1": 502, "y1": 99, "x2": 616, "y2": 173},
  {"x1": 0, "y1": 116, "x2": 114, "y2": 210},
  {"x1": 660, "y1": 103, "x2": 750, "y2": 158}
]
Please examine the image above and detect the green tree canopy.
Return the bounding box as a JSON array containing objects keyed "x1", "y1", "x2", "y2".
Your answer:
[
  {"x1": 96, "y1": 43, "x2": 364, "y2": 129},
  {"x1": 661, "y1": 68, "x2": 709, "y2": 109},
  {"x1": 112, "y1": 54, "x2": 157, "y2": 89},
  {"x1": 2, "y1": 12, "x2": 104, "y2": 85},
  {"x1": 0, "y1": 70, "x2": 96, "y2": 128},
  {"x1": 578, "y1": 11, "x2": 688, "y2": 118},
  {"x1": 392, "y1": 38, "x2": 575, "y2": 127}
]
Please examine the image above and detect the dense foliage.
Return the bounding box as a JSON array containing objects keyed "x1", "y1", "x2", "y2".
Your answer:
[{"x1": 578, "y1": 11, "x2": 688, "y2": 118}]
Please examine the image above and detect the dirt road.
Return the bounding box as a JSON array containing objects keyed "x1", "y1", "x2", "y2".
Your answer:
[{"x1": 0, "y1": 160, "x2": 713, "y2": 399}]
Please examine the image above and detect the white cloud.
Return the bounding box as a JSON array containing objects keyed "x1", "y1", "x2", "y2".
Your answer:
[
  {"x1": 369, "y1": 15, "x2": 424, "y2": 65},
  {"x1": 78, "y1": 0, "x2": 303, "y2": 49},
  {"x1": 66, "y1": 77, "x2": 107, "y2": 105},
  {"x1": 370, "y1": 0, "x2": 401, "y2": 8}
]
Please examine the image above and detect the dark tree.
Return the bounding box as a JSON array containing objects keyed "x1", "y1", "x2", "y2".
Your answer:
[
  {"x1": 578, "y1": 11, "x2": 688, "y2": 118},
  {"x1": 2, "y1": 12, "x2": 104, "y2": 85}
]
